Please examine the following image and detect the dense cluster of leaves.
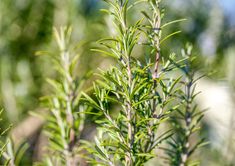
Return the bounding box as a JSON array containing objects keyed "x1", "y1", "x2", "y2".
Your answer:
[
  {"x1": 1, "y1": 0, "x2": 206, "y2": 166},
  {"x1": 82, "y1": 0, "x2": 204, "y2": 166}
]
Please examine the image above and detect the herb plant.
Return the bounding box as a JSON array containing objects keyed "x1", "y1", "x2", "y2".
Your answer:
[
  {"x1": 0, "y1": 0, "x2": 222, "y2": 165},
  {"x1": 82, "y1": 0, "x2": 202, "y2": 166},
  {"x1": 164, "y1": 45, "x2": 206, "y2": 166},
  {"x1": 38, "y1": 27, "x2": 88, "y2": 166}
]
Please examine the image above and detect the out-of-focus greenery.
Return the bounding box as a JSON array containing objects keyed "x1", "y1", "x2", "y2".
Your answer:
[
  {"x1": 0, "y1": 0, "x2": 54, "y2": 123},
  {"x1": 0, "y1": 0, "x2": 234, "y2": 165}
]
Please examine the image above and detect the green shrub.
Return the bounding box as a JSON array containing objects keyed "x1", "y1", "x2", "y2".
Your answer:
[{"x1": 82, "y1": 0, "x2": 205, "y2": 166}]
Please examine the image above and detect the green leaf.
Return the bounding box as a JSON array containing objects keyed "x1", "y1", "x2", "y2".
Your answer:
[
  {"x1": 91, "y1": 48, "x2": 118, "y2": 59},
  {"x1": 127, "y1": 0, "x2": 147, "y2": 10},
  {"x1": 81, "y1": 92, "x2": 102, "y2": 111},
  {"x1": 161, "y1": 18, "x2": 187, "y2": 28},
  {"x1": 95, "y1": 145, "x2": 108, "y2": 160},
  {"x1": 160, "y1": 31, "x2": 181, "y2": 44}
]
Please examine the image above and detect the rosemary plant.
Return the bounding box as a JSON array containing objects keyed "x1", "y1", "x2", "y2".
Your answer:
[
  {"x1": 164, "y1": 45, "x2": 206, "y2": 166},
  {"x1": 38, "y1": 27, "x2": 87, "y2": 166},
  {"x1": 83, "y1": 0, "x2": 187, "y2": 165}
]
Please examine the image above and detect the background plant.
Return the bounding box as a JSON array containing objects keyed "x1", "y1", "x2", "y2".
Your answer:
[
  {"x1": 37, "y1": 27, "x2": 88, "y2": 166},
  {"x1": 162, "y1": 45, "x2": 207, "y2": 166}
]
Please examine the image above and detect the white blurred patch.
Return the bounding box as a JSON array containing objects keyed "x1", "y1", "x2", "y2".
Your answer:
[{"x1": 197, "y1": 78, "x2": 233, "y2": 147}]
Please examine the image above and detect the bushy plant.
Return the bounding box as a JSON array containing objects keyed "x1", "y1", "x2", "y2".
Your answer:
[
  {"x1": 22, "y1": 0, "x2": 207, "y2": 165},
  {"x1": 82, "y1": 0, "x2": 204, "y2": 165}
]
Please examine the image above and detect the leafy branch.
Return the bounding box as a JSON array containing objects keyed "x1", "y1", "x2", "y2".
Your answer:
[
  {"x1": 38, "y1": 27, "x2": 88, "y2": 166},
  {"x1": 83, "y1": 0, "x2": 185, "y2": 165},
  {"x1": 164, "y1": 44, "x2": 207, "y2": 166}
]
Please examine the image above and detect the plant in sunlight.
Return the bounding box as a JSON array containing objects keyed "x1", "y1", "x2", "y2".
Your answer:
[
  {"x1": 82, "y1": 0, "x2": 199, "y2": 165},
  {"x1": 37, "y1": 27, "x2": 89, "y2": 166}
]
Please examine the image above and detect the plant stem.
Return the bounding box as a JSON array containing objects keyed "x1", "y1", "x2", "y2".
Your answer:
[
  {"x1": 180, "y1": 76, "x2": 193, "y2": 166},
  {"x1": 126, "y1": 35, "x2": 134, "y2": 166},
  {"x1": 152, "y1": 2, "x2": 161, "y2": 116}
]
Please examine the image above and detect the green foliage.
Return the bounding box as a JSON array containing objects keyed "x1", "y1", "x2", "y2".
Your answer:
[
  {"x1": 0, "y1": 0, "x2": 231, "y2": 165},
  {"x1": 0, "y1": 109, "x2": 7, "y2": 158},
  {"x1": 1, "y1": 138, "x2": 28, "y2": 166},
  {"x1": 1, "y1": 110, "x2": 27, "y2": 166},
  {"x1": 39, "y1": 27, "x2": 88, "y2": 165},
  {"x1": 164, "y1": 45, "x2": 207, "y2": 166},
  {"x1": 82, "y1": 0, "x2": 203, "y2": 166},
  {"x1": 0, "y1": 0, "x2": 54, "y2": 122}
]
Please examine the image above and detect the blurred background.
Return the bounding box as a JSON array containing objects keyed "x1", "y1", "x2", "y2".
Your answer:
[{"x1": 0, "y1": 0, "x2": 234, "y2": 165}]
